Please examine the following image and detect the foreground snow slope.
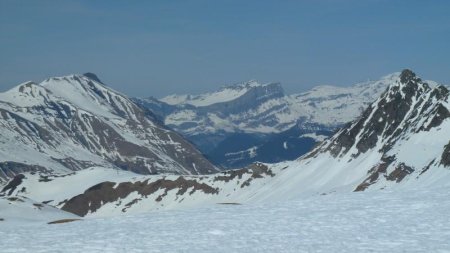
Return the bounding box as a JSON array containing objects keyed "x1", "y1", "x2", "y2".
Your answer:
[
  {"x1": 1, "y1": 186, "x2": 450, "y2": 253},
  {"x1": 0, "y1": 195, "x2": 78, "y2": 224}
]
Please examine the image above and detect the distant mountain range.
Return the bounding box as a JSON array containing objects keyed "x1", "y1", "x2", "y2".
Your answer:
[
  {"x1": 135, "y1": 72, "x2": 441, "y2": 168},
  {"x1": 4, "y1": 70, "x2": 449, "y2": 218},
  {"x1": 0, "y1": 73, "x2": 217, "y2": 182}
]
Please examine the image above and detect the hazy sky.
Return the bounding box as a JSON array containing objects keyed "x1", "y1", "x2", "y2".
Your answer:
[{"x1": 1, "y1": 0, "x2": 449, "y2": 98}]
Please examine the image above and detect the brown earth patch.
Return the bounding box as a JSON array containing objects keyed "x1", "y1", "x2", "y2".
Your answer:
[
  {"x1": 386, "y1": 163, "x2": 414, "y2": 183},
  {"x1": 62, "y1": 177, "x2": 219, "y2": 216}
]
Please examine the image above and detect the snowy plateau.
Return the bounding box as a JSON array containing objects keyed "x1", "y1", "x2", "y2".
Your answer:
[{"x1": 1, "y1": 70, "x2": 450, "y2": 252}]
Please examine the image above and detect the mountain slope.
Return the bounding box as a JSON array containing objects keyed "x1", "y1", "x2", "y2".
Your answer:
[
  {"x1": 318, "y1": 69, "x2": 450, "y2": 191},
  {"x1": 0, "y1": 74, "x2": 217, "y2": 182}
]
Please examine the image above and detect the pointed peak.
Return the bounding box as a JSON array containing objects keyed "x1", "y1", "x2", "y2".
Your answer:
[
  {"x1": 82, "y1": 72, "x2": 104, "y2": 85},
  {"x1": 399, "y1": 69, "x2": 419, "y2": 83},
  {"x1": 384, "y1": 69, "x2": 430, "y2": 100}
]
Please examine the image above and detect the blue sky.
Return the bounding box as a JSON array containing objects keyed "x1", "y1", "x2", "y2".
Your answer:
[{"x1": 1, "y1": 0, "x2": 449, "y2": 97}]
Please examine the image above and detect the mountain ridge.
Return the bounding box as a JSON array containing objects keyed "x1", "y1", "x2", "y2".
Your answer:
[{"x1": 0, "y1": 73, "x2": 218, "y2": 182}]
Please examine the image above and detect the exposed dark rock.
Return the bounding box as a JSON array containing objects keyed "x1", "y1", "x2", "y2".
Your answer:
[
  {"x1": 7, "y1": 197, "x2": 24, "y2": 202},
  {"x1": 421, "y1": 104, "x2": 450, "y2": 131},
  {"x1": 399, "y1": 69, "x2": 418, "y2": 84},
  {"x1": 213, "y1": 163, "x2": 275, "y2": 183},
  {"x1": 83, "y1": 73, "x2": 103, "y2": 84},
  {"x1": 1, "y1": 174, "x2": 25, "y2": 195},
  {"x1": 33, "y1": 203, "x2": 44, "y2": 209},
  {"x1": 386, "y1": 163, "x2": 414, "y2": 182},
  {"x1": 354, "y1": 156, "x2": 395, "y2": 192},
  {"x1": 38, "y1": 175, "x2": 52, "y2": 182},
  {"x1": 48, "y1": 218, "x2": 81, "y2": 224},
  {"x1": 441, "y1": 142, "x2": 450, "y2": 167},
  {"x1": 62, "y1": 177, "x2": 219, "y2": 216},
  {"x1": 418, "y1": 160, "x2": 435, "y2": 177},
  {"x1": 122, "y1": 198, "x2": 142, "y2": 212}
]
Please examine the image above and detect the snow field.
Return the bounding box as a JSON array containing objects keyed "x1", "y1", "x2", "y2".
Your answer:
[{"x1": 1, "y1": 186, "x2": 450, "y2": 252}]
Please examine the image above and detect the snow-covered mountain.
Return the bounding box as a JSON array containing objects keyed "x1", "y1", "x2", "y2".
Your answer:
[
  {"x1": 5, "y1": 70, "x2": 450, "y2": 217},
  {"x1": 161, "y1": 79, "x2": 284, "y2": 108},
  {"x1": 0, "y1": 73, "x2": 217, "y2": 182},
  {"x1": 141, "y1": 74, "x2": 405, "y2": 134},
  {"x1": 135, "y1": 72, "x2": 417, "y2": 167}
]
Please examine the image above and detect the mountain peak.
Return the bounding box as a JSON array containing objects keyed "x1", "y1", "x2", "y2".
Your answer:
[
  {"x1": 323, "y1": 69, "x2": 448, "y2": 160},
  {"x1": 382, "y1": 69, "x2": 430, "y2": 102},
  {"x1": 399, "y1": 69, "x2": 420, "y2": 84},
  {"x1": 83, "y1": 72, "x2": 104, "y2": 84}
]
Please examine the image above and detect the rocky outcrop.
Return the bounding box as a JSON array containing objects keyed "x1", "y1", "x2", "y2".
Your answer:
[
  {"x1": 61, "y1": 177, "x2": 219, "y2": 216},
  {"x1": 1, "y1": 174, "x2": 26, "y2": 195}
]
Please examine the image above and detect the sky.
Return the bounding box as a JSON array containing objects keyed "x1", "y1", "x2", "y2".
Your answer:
[{"x1": 0, "y1": 0, "x2": 449, "y2": 98}]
